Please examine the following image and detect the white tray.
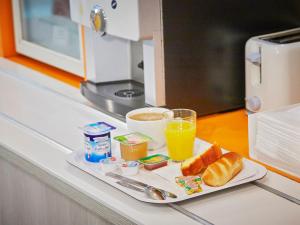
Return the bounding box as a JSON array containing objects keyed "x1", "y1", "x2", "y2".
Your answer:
[{"x1": 66, "y1": 139, "x2": 267, "y2": 204}]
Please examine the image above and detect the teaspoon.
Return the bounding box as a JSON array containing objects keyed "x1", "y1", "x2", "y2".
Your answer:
[{"x1": 117, "y1": 181, "x2": 166, "y2": 200}]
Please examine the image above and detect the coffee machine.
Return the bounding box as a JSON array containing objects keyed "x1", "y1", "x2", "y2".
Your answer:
[
  {"x1": 70, "y1": 0, "x2": 300, "y2": 118},
  {"x1": 70, "y1": 0, "x2": 165, "y2": 117}
]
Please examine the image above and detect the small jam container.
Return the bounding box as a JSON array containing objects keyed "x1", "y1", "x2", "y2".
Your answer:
[
  {"x1": 121, "y1": 161, "x2": 139, "y2": 176},
  {"x1": 84, "y1": 122, "x2": 116, "y2": 163},
  {"x1": 114, "y1": 133, "x2": 151, "y2": 161},
  {"x1": 99, "y1": 157, "x2": 120, "y2": 172},
  {"x1": 138, "y1": 154, "x2": 170, "y2": 170}
]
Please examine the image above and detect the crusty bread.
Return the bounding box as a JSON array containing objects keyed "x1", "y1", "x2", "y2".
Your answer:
[
  {"x1": 181, "y1": 154, "x2": 204, "y2": 176},
  {"x1": 181, "y1": 144, "x2": 223, "y2": 176},
  {"x1": 202, "y1": 152, "x2": 243, "y2": 187},
  {"x1": 201, "y1": 144, "x2": 223, "y2": 167}
]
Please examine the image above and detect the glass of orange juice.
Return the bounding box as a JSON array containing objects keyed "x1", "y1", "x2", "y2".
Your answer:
[{"x1": 164, "y1": 109, "x2": 196, "y2": 162}]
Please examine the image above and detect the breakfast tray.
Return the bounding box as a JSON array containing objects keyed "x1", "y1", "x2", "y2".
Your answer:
[{"x1": 66, "y1": 139, "x2": 267, "y2": 204}]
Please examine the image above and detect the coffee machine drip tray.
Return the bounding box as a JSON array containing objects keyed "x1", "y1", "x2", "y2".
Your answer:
[{"x1": 81, "y1": 80, "x2": 146, "y2": 117}]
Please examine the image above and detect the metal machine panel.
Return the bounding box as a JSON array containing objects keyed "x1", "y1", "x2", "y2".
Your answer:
[
  {"x1": 162, "y1": 0, "x2": 300, "y2": 115},
  {"x1": 70, "y1": 0, "x2": 160, "y2": 41}
]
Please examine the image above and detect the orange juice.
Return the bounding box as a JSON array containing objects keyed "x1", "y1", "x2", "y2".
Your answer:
[{"x1": 165, "y1": 120, "x2": 196, "y2": 161}]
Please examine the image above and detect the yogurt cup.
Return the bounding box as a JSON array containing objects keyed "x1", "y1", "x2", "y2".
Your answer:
[{"x1": 84, "y1": 122, "x2": 116, "y2": 163}]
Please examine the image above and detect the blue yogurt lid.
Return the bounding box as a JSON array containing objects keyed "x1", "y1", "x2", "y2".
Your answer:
[{"x1": 84, "y1": 122, "x2": 116, "y2": 135}]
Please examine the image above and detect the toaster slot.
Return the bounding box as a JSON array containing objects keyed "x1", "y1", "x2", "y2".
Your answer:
[{"x1": 260, "y1": 30, "x2": 300, "y2": 44}]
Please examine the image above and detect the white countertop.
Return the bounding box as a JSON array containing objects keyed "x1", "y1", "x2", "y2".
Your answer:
[{"x1": 0, "y1": 58, "x2": 299, "y2": 225}]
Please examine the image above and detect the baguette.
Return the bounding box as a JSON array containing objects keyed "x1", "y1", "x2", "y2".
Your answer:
[
  {"x1": 202, "y1": 152, "x2": 243, "y2": 187},
  {"x1": 181, "y1": 144, "x2": 223, "y2": 176}
]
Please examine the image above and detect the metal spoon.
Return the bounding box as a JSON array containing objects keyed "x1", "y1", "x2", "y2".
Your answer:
[{"x1": 117, "y1": 181, "x2": 166, "y2": 200}]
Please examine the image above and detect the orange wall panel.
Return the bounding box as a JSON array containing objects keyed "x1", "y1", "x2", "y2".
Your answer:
[
  {"x1": 0, "y1": 0, "x2": 17, "y2": 57},
  {"x1": 197, "y1": 109, "x2": 249, "y2": 157}
]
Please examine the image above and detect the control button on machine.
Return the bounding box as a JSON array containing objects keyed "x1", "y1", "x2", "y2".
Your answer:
[
  {"x1": 246, "y1": 96, "x2": 262, "y2": 112},
  {"x1": 246, "y1": 52, "x2": 261, "y2": 66},
  {"x1": 90, "y1": 5, "x2": 106, "y2": 36}
]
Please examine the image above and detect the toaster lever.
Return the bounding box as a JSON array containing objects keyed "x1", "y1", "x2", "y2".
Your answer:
[{"x1": 246, "y1": 52, "x2": 261, "y2": 66}]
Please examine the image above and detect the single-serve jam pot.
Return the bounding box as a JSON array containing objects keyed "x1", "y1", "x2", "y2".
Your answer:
[
  {"x1": 138, "y1": 154, "x2": 169, "y2": 170},
  {"x1": 114, "y1": 132, "x2": 151, "y2": 161}
]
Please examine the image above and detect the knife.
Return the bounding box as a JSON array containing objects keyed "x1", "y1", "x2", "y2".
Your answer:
[
  {"x1": 117, "y1": 181, "x2": 145, "y2": 192},
  {"x1": 106, "y1": 172, "x2": 177, "y2": 198}
]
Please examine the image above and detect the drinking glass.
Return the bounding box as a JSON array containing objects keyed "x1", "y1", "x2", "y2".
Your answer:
[{"x1": 164, "y1": 109, "x2": 197, "y2": 162}]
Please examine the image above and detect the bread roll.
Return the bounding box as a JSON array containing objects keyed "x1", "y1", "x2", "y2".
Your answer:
[
  {"x1": 202, "y1": 152, "x2": 243, "y2": 187},
  {"x1": 181, "y1": 144, "x2": 223, "y2": 176}
]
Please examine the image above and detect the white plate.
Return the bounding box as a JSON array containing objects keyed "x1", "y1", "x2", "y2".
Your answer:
[{"x1": 66, "y1": 139, "x2": 267, "y2": 204}]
